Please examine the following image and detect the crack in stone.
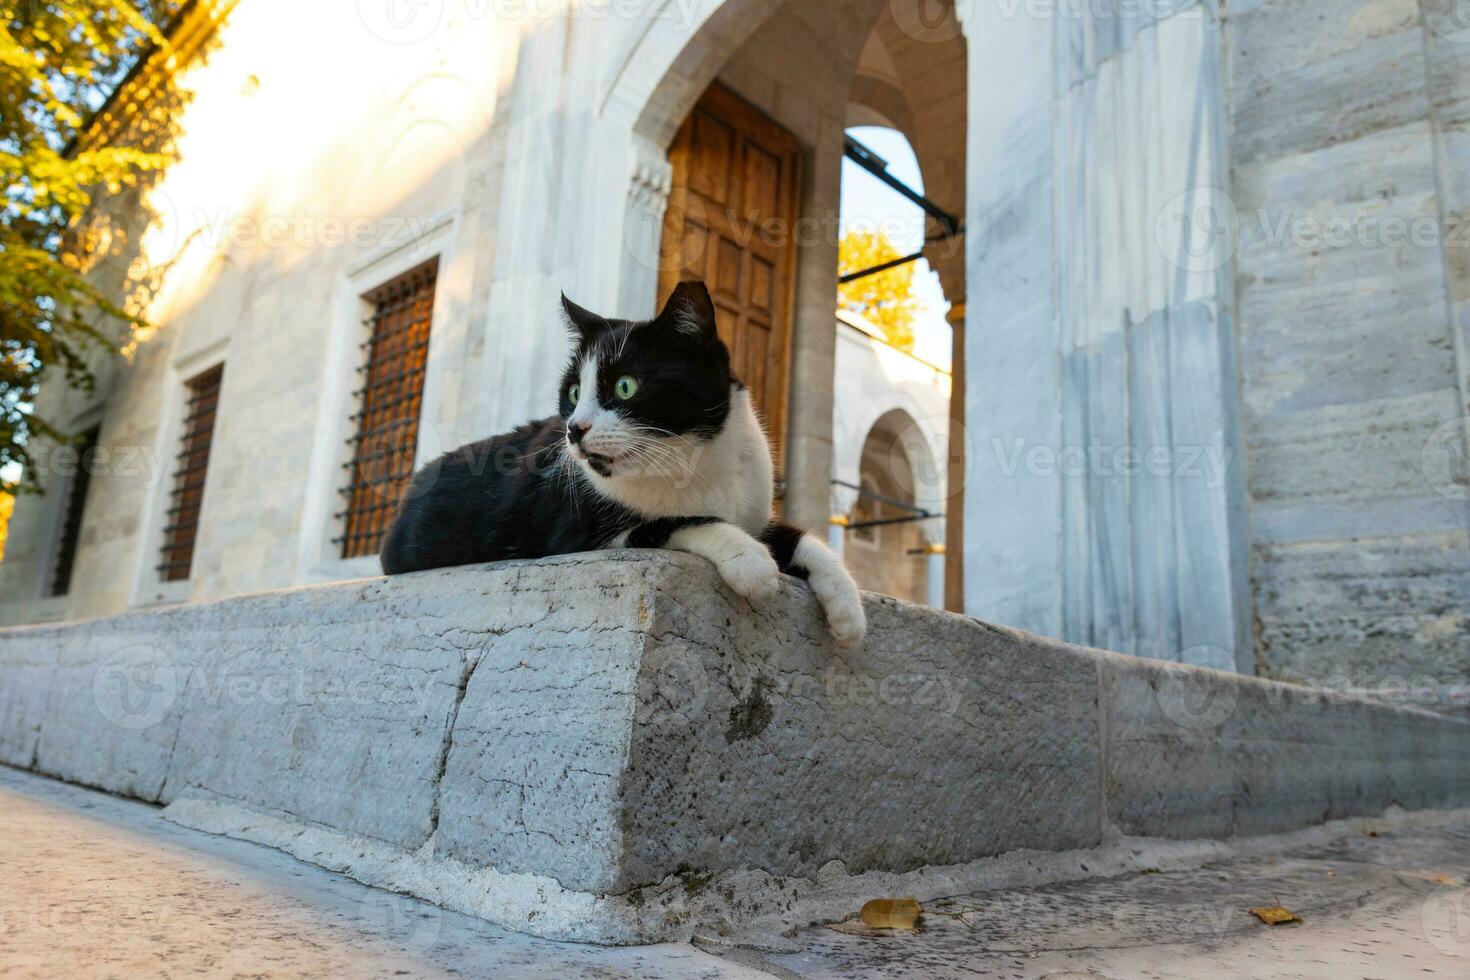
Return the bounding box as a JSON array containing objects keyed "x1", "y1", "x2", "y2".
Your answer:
[
  {"x1": 428, "y1": 650, "x2": 481, "y2": 836},
  {"x1": 155, "y1": 711, "x2": 185, "y2": 804}
]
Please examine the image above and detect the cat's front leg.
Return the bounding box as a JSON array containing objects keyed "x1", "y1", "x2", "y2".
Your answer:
[
  {"x1": 617, "y1": 517, "x2": 780, "y2": 601},
  {"x1": 760, "y1": 524, "x2": 866, "y2": 647}
]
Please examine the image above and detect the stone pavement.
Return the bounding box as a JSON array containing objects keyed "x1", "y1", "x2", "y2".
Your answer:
[
  {"x1": 2, "y1": 765, "x2": 1468, "y2": 979},
  {"x1": 0, "y1": 767, "x2": 760, "y2": 979},
  {"x1": 757, "y1": 821, "x2": 1470, "y2": 978}
]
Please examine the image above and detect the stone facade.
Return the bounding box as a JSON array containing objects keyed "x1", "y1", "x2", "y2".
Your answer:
[
  {"x1": 960, "y1": 0, "x2": 1469, "y2": 702},
  {"x1": 1228, "y1": 0, "x2": 1470, "y2": 701},
  {"x1": 0, "y1": 0, "x2": 1465, "y2": 707}
]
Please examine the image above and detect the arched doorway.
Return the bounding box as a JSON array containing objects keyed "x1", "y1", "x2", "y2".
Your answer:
[
  {"x1": 839, "y1": 409, "x2": 945, "y2": 606},
  {"x1": 605, "y1": 0, "x2": 967, "y2": 569}
]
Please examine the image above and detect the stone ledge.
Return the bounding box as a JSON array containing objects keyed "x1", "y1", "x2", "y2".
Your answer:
[{"x1": 0, "y1": 551, "x2": 1466, "y2": 943}]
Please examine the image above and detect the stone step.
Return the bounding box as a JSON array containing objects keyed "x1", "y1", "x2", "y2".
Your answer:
[{"x1": 0, "y1": 551, "x2": 1466, "y2": 944}]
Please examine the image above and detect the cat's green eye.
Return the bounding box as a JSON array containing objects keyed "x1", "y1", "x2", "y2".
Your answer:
[
  {"x1": 614, "y1": 376, "x2": 640, "y2": 400},
  {"x1": 568, "y1": 384, "x2": 581, "y2": 406}
]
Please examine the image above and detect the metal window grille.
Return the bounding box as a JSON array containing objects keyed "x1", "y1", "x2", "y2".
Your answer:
[
  {"x1": 158, "y1": 364, "x2": 224, "y2": 582},
  {"x1": 49, "y1": 425, "x2": 102, "y2": 596},
  {"x1": 336, "y1": 258, "x2": 438, "y2": 559}
]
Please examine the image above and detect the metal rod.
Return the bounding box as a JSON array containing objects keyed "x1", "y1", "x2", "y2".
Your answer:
[
  {"x1": 839, "y1": 249, "x2": 925, "y2": 285},
  {"x1": 844, "y1": 135, "x2": 962, "y2": 237},
  {"x1": 831, "y1": 478, "x2": 931, "y2": 516},
  {"x1": 845, "y1": 513, "x2": 944, "y2": 531}
]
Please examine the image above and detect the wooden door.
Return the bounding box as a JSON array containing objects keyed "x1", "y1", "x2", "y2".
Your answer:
[{"x1": 660, "y1": 82, "x2": 802, "y2": 476}]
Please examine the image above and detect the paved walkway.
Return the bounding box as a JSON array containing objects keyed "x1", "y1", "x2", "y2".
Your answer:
[
  {"x1": 0, "y1": 768, "x2": 759, "y2": 979},
  {"x1": 2, "y1": 766, "x2": 1468, "y2": 978},
  {"x1": 760, "y1": 818, "x2": 1470, "y2": 978}
]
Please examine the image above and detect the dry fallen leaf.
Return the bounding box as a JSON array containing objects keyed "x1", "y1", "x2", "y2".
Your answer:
[
  {"x1": 859, "y1": 897, "x2": 923, "y2": 931},
  {"x1": 1249, "y1": 904, "x2": 1302, "y2": 926}
]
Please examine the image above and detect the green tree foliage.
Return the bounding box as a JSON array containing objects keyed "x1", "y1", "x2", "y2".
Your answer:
[
  {"x1": 2, "y1": 1, "x2": 178, "y2": 493},
  {"x1": 837, "y1": 227, "x2": 919, "y2": 352}
]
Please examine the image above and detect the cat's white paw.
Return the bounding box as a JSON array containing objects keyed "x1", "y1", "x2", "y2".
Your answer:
[
  {"x1": 819, "y1": 585, "x2": 866, "y2": 646},
  {"x1": 794, "y1": 535, "x2": 867, "y2": 646},
  {"x1": 667, "y1": 522, "x2": 780, "y2": 602},
  {"x1": 715, "y1": 548, "x2": 781, "y2": 601}
]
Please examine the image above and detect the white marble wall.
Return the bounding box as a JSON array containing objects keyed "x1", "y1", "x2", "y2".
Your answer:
[{"x1": 958, "y1": 0, "x2": 1250, "y2": 670}]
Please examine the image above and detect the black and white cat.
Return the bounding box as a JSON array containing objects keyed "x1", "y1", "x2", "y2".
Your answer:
[{"x1": 380, "y1": 280, "x2": 866, "y2": 645}]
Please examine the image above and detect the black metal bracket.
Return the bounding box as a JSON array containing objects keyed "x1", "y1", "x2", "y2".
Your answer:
[
  {"x1": 846, "y1": 513, "x2": 943, "y2": 531},
  {"x1": 832, "y1": 478, "x2": 943, "y2": 531},
  {"x1": 839, "y1": 249, "x2": 927, "y2": 285},
  {"x1": 843, "y1": 135, "x2": 962, "y2": 238}
]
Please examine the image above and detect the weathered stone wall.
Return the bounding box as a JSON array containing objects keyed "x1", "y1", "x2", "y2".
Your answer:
[
  {"x1": 957, "y1": 0, "x2": 1469, "y2": 702},
  {"x1": 1226, "y1": 0, "x2": 1470, "y2": 703},
  {"x1": 1, "y1": 553, "x2": 1466, "y2": 943}
]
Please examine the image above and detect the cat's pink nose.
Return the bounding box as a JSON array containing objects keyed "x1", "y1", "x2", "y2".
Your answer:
[{"x1": 568, "y1": 421, "x2": 591, "y2": 445}]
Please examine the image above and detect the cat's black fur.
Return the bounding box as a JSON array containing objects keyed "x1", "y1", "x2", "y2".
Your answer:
[
  {"x1": 380, "y1": 282, "x2": 808, "y2": 577},
  {"x1": 379, "y1": 414, "x2": 633, "y2": 571}
]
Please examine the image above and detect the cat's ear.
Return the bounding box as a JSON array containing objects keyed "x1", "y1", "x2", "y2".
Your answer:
[
  {"x1": 654, "y1": 280, "x2": 718, "y2": 342},
  {"x1": 561, "y1": 293, "x2": 607, "y2": 343}
]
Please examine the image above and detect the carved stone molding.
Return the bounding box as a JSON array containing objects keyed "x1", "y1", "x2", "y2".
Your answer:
[{"x1": 627, "y1": 138, "x2": 674, "y2": 215}]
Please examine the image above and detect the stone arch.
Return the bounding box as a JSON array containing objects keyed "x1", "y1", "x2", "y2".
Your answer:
[
  {"x1": 855, "y1": 407, "x2": 945, "y2": 527},
  {"x1": 837, "y1": 2, "x2": 967, "y2": 608},
  {"x1": 841, "y1": 406, "x2": 946, "y2": 605},
  {"x1": 846, "y1": 3, "x2": 968, "y2": 306},
  {"x1": 835, "y1": 390, "x2": 946, "y2": 501},
  {"x1": 600, "y1": 0, "x2": 787, "y2": 145}
]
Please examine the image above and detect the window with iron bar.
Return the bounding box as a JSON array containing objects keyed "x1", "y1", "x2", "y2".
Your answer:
[
  {"x1": 50, "y1": 425, "x2": 102, "y2": 597},
  {"x1": 158, "y1": 364, "x2": 224, "y2": 582},
  {"x1": 336, "y1": 258, "x2": 438, "y2": 560}
]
